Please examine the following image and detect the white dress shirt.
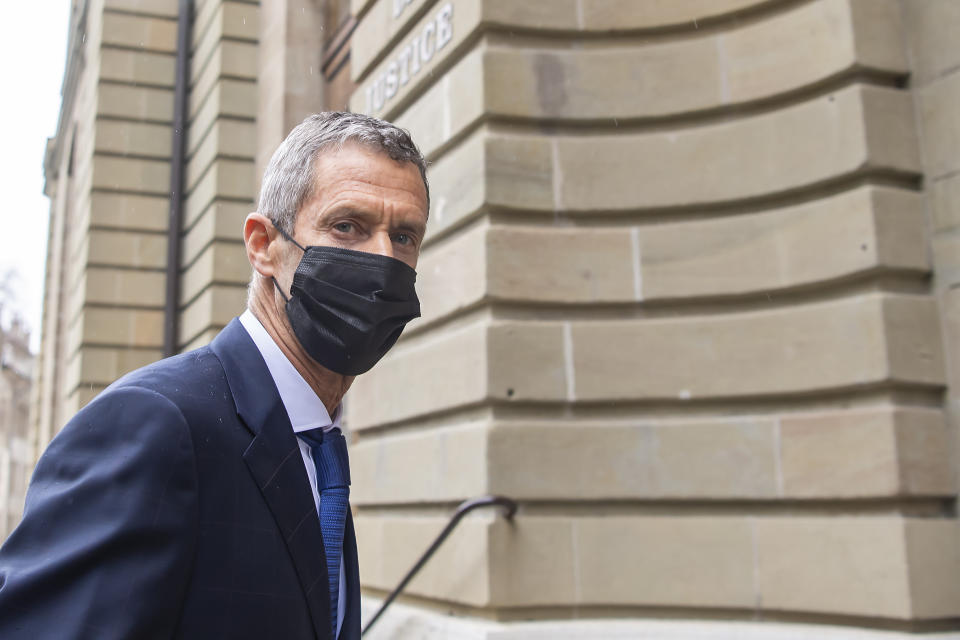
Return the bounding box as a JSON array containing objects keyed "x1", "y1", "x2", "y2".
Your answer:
[{"x1": 239, "y1": 310, "x2": 348, "y2": 638}]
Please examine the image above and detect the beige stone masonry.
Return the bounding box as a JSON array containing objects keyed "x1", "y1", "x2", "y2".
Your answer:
[
  {"x1": 355, "y1": 513, "x2": 492, "y2": 605},
  {"x1": 350, "y1": 420, "x2": 489, "y2": 505},
  {"x1": 103, "y1": 0, "x2": 178, "y2": 18},
  {"x1": 181, "y1": 201, "x2": 250, "y2": 267},
  {"x1": 179, "y1": 241, "x2": 250, "y2": 307},
  {"x1": 350, "y1": 294, "x2": 944, "y2": 429},
  {"x1": 96, "y1": 84, "x2": 174, "y2": 123},
  {"x1": 178, "y1": 284, "x2": 247, "y2": 347},
  {"x1": 423, "y1": 86, "x2": 919, "y2": 241},
  {"x1": 756, "y1": 517, "x2": 960, "y2": 619},
  {"x1": 94, "y1": 120, "x2": 172, "y2": 159},
  {"x1": 83, "y1": 267, "x2": 166, "y2": 308},
  {"x1": 351, "y1": 406, "x2": 951, "y2": 505},
  {"x1": 88, "y1": 192, "x2": 170, "y2": 232},
  {"x1": 68, "y1": 346, "x2": 164, "y2": 388},
  {"x1": 357, "y1": 513, "x2": 959, "y2": 618},
  {"x1": 91, "y1": 156, "x2": 171, "y2": 196},
  {"x1": 183, "y1": 159, "x2": 255, "y2": 228},
  {"x1": 482, "y1": 0, "x2": 905, "y2": 124},
  {"x1": 99, "y1": 48, "x2": 176, "y2": 87},
  {"x1": 185, "y1": 119, "x2": 257, "y2": 192},
  {"x1": 101, "y1": 11, "x2": 178, "y2": 53},
  {"x1": 571, "y1": 294, "x2": 943, "y2": 402},
  {"x1": 779, "y1": 408, "x2": 952, "y2": 498},
  {"x1": 79, "y1": 307, "x2": 165, "y2": 348},
  {"x1": 86, "y1": 229, "x2": 168, "y2": 269},
  {"x1": 352, "y1": 0, "x2": 783, "y2": 87}
]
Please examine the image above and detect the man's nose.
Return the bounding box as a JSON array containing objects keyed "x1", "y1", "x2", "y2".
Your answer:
[{"x1": 363, "y1": 231, "x2": 395, "y2": 259}]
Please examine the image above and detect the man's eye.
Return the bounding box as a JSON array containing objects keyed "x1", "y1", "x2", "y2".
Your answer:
[
  {"x1": 333, "y1": 222, "x2": 354, "y2": 233},
  {"x1": 393, "y1": 233, "x2": 410, "y2": 246}
]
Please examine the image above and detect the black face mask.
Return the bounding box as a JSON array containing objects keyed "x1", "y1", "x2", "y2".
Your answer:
[{"x1": 271, "y1": 225, "x2": 421, "y2": 376}]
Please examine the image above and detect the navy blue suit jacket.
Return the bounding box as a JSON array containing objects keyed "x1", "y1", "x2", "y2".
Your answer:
[{"x1": 0, "y1": 319, "x2": 361, "y2": 640}]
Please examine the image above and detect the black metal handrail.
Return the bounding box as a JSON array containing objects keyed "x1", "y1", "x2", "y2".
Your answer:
[{"x1": 360, "y1": 495, "x2": 518, "y2": 637}]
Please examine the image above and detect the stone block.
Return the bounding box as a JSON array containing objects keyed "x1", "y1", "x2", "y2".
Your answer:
[
  {"x1": 181, "y1": 201, "x2": 249, "y2": 266},
  {"x1": 487, "y1": 418, "x2": 778, "y2": 500},
  {"x1": 932, "y1": 231, "x2": 960, "y2": 293},
  {"x1": 487, "y1": 517, "x2": 578, "y2": 607},
  {"x1": 883, "y1": 294, "x2": 946, "y2": 386},
  {"x1": 355, "y1": 514, "x2": 491, "y2": 605},
  {"x1": 177, "y1": 283, "x2": 247, "y2": 347},
  {"x1": 575, "y1": 516, "x2": 755, "y2": 608},
  {"x1": 901, "y1": 0, "x2": 960, "y2": 86},
  {"x1": 930, "y1": 172, "x2": 960, "y2": 233},
  {"x1": 191, "y1": 42, "x2": 258, "y2": 115},
  {"x1": 487, "y1": 225, "x2": 635, "y2": 304},
  {"x1": 725, "y1": 0, "x2": 905, "y2": 105},
  {"x1": 904, "y1": 519, "x2": 960, "y2": 618},
  {"x1": 414, "y1": 221, "x2": 486, "y2": 328},
  {"x1": 87, "y1": 229, "x2": 168, "y2": 269},
  {"x1": 640, "y1": 186, "x2": 927, "y2": 301},
  {"x1": 89, "y1": 192, "x2": 169, "y2": 232},
  {"x1": 76, "y1": 346, "x2": 164, "y2": 386},
  {"x1": 942, "y1": 288, "x2": 960, "y2": 399},
  {"x1": 101, "y1": 12, "x2": 177, "y2": 52},
  {"x1": 485, "y1": 135, "x2": 555, "y2": 212},
  {"x1": 755, "y1": 517, "x2": 911, "y2": 618},
  {"x1": 91, "y1": 155, "x2": 171, "y2": 196},
  {"x1": 190, "y1": 77, "x2": 258, "y2": 123},
  {"x1": 394, "y1": 43, "x2": 484, "y2": 159},
  {"x1": 184, "y1": 160, "x2": 256, "y2": 228},
  {"x1": 570, "y1": 294, "x2": 944, "y2": 402},
  {"x1": 186, "y1": 119, "x2": 258, "y2": 192},
  {"x1": 94, "y1": 120, "x2": 172, "y2": 159},
  {"x1": 557, "y1": 85, "x2": 919, "y2": 212},
  {"x1": 424, "y1": 126, "x2": 485, "y2": 238},
  {"x1": 579, "y1": 0, "x2": 765, "y2": 30},
  {"x1": 486, "y1": 322, "x2": 567, "y2": 401},
  {"x1": 83, "y1": 267, "x2": 166, "y2": 307},
  {"x1": 347, "y1": 321, "x2": 487, "y2": 430},
  {"x1": 103, "y1": 0, "x2": 177, "y2": 17},
  {"x1": 919, "y1": 73, "x2": 960, "y2": 180},
  {"x1": 779, "y1": 407, "x2": 952, "y2": 498},
  {"x1": 99, "y1": 48, "x2": 176, "y2": 87},
  {"x1": 179, "y1": 241, "x2": 250, "y2": 307},
  {"x1": 97, "y1": 84, "x2": 174, "y2": 122},
  {"x1": 80, "y1": 307, "x2": 164, "y2": 348},
  {"x1": 350, "y1": 421, "x2": 488, "y2": 504}
]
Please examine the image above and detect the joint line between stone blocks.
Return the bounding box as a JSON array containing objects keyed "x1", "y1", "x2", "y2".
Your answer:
[
  {"x1": 630, "y1": 226, "x2": 643, "y2": 301},
  {"x1": 563, "y1": 321, "x2": 576, "y2": 402}
]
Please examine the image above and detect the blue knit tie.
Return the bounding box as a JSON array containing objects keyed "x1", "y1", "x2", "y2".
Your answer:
[{"x1": 300, "y1": 427, "x2": 350, "y2": 639}]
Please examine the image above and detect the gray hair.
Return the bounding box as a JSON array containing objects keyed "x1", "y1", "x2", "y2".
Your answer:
[{"x1": 257, "y1": 112, "x2": 429, "y2": 233}]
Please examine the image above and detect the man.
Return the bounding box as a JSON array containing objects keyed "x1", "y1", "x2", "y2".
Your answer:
[{"x1": 0, "y1": 112, "x2": 429, "y2": 639}]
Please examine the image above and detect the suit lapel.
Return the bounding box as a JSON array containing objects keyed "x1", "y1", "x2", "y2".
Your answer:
[{"x1": 211, "y1": 319, "x2": 331, "y2": 640}]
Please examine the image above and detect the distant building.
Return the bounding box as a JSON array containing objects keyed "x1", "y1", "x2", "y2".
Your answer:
[{"x1": 0, "y1": 316, "x2": 33, "y2": 540}]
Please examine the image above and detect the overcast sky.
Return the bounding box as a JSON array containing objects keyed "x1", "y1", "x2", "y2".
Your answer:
[{"x1": 0, "y1": 3, "x2": 70, "y2": 350}]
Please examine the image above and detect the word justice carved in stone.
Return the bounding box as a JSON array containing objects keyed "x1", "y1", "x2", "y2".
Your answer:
[{"x1": 365, "y1": 2, "x2": 453, "y2": 114}]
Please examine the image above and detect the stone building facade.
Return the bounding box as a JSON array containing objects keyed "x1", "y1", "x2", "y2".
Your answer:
[
  {"x1": 32, "y1": 0, "x2": 960, "y2": 637},
  {"x1": 0, "y1": 318, "x2": 33, "y2": 540}
]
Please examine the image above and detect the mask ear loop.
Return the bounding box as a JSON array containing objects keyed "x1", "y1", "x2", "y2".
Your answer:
[{"x1": 267, "y1": 218, "x2": 304, "y2": 303}]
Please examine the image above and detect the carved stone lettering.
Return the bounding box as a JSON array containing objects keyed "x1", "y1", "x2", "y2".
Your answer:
[{"x1": 365, "y1": 2, "x2": 455, "y2": 114}]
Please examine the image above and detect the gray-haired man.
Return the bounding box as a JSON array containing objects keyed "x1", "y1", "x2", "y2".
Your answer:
[{"x1": 0, "y1": 112, "x2": 429, "y2": 640}]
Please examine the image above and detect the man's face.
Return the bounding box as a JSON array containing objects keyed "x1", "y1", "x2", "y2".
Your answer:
[{"x1": 286, "y1": 143, "x2": 428, "y2": 270}]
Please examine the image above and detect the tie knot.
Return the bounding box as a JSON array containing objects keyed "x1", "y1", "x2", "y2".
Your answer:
[{"x1": 302, "y1": 427, "x2": 350, "y2": 490}]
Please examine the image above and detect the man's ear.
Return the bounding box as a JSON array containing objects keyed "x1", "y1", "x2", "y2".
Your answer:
[{"x1": 244, "y1": 213, "x2": 280, "y2": 278}]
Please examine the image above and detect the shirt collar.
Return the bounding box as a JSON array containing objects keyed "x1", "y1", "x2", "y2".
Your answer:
[{"x1": 239, "y1": 309, "x2": 342, "y2": 434}]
